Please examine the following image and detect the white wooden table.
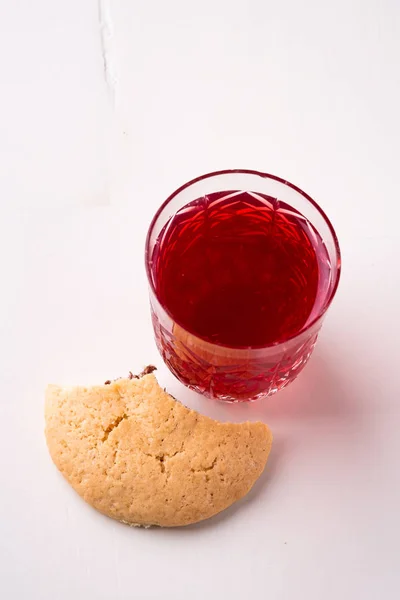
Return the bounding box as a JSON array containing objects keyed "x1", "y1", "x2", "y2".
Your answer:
[{"x1": 1, "y1": 1, "x2": 399, "y2": 598}]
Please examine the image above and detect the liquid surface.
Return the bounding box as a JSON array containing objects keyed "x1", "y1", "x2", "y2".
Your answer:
[{"x1": 151, "y1": 191, "x2": 325, "y2": 348}]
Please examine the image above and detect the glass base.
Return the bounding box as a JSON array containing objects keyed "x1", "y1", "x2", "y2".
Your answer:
[{"x1": 152, "y1": 308, "x2": 318, "y2": 402}]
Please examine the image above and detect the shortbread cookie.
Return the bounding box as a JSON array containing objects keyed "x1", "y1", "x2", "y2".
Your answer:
[{"x1": 45, "y1": 369, "x2": 272, "y2": 527}]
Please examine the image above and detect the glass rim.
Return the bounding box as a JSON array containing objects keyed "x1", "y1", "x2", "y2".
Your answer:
[{"x1": 145, "y1": 169, "x2": 342, "y2": 351}]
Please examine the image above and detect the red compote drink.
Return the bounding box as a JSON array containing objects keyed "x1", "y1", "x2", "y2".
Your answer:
[{"x1": 146, "y1": 173, "x2": 340, "y2": 401}]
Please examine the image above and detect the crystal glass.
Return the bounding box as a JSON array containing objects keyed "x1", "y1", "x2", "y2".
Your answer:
[{"x1": 145, "y1": 170, "x2": 341, "y2": 402}]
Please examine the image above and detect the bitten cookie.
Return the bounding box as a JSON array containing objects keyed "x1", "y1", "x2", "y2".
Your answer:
[{"x1": 45, "y1": 369, "x2": 272, "y2": 527}]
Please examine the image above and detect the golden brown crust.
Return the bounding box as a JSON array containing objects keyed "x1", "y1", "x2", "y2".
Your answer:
[{"x1": 45, "y1": 373, "x2": 272, "y2": 527}]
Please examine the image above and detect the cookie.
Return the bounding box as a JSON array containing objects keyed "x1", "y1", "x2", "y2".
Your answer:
[{"x1": 45, "y1": 370, "x2": 272, "y2": 527}]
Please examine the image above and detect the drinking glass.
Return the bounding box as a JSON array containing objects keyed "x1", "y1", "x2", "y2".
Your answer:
[{"x1": 145, "y1": 170, "x2": 341, "y2": 402}]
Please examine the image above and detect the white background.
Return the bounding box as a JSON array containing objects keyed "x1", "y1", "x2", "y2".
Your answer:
[{"x1": 1, "y1": 1, "x2": 400, "y2": 598}]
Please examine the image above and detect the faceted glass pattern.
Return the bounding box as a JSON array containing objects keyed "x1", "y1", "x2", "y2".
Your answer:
[{"x1": 145, "y1": 170, "x2": 341, "y2": 402}]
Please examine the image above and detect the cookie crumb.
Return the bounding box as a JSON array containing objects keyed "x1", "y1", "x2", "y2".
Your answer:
[
  {"x1": 140, "y1": 365, "x2": 157, "y2": 377},
  {"x1": 104, "y1": 367, "x2": 155, "y2": 385}
]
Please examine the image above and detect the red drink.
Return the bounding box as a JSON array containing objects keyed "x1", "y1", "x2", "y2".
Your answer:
[
  {"x1": 152, "y1": 191, "x2": 328, "y2": 347},
  {"x1": 146, "y1": 172, "x2": 340, "y2": 401}
]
